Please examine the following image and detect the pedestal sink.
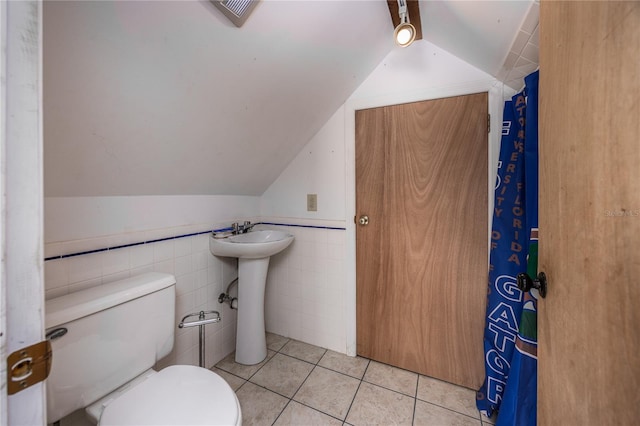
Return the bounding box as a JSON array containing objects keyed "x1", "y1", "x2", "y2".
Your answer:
[{"x1": 209, "y1": 229, "x2": 294, "y2": 364}]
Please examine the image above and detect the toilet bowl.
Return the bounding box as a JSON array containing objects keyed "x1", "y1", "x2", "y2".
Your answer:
[
  {"x1": 45, "y1": 272, "x2": 242, "y2": 425},
  {"x1": 89, "y1": 366, "x2": 241, "y2": 425}
]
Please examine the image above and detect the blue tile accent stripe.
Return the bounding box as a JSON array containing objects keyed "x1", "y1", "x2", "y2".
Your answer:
[
  {"x1": 44, "y1": 222, "x2": 346, "y2": 262},
  {"x1": 260, "y1": 222, "x2": 346, "y2": 230}
]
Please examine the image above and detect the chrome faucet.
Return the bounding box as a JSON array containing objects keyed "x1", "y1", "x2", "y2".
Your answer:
[
  {"x1": 231, "y1": 221, "x2": 255, "y2": 234},
  {"x1": 243, "y1": 221, "x2": 255, "y2": 232}
]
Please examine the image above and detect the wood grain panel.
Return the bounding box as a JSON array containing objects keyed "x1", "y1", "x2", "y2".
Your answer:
[
  {"x1": 356, "y1": 93, "x2": 488, "y2": 389},
  {"x1": 538, "y1": 2, "x2": 640, "y2": 424},
  {"x1": 355, "y1": 106, "x2": 388, "y2": 357}
]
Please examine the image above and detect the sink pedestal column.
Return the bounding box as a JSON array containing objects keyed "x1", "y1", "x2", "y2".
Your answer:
[{"x1": 235, "y1": 257, "x2": 270, "y2": 365}]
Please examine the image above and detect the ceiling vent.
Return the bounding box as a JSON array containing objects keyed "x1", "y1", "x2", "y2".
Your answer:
[{"x1": 211, "y1": 0, "x2": 260, "y2": 27}]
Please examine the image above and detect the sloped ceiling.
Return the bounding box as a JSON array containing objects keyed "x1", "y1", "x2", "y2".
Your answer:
[
  {"x1": 421, "y1": 0, "x2": 535, "y2": 77},
  {"x1": 44, "y1": 0, "x2": 536, "y2": 197}
]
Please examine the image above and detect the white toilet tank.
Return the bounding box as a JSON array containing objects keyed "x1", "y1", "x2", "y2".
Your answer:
[{"x1": 45, "y1": 272, "x2": 176, "y2": 424}]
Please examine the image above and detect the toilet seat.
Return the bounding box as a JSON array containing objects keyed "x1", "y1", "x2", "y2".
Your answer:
[{"x1": 98, "y1": 365, "x2": 241, "y2": 426}]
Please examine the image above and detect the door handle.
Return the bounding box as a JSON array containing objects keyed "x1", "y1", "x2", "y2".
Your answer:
[
  {"x1": 516, "y1": 272, "x2": 547, "y2": 298},
  {"x1": 358, "y1": 215, "x2": 369, "y2": 226}
]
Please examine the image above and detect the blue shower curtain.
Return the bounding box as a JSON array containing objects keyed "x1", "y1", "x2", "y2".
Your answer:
[{"x1": 477, "y1": 70, "x2": 539, "y2": 425}]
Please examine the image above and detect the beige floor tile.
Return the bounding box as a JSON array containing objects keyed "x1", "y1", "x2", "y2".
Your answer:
[
  {"x1": 250, "y1": 353, "x2": 314, "y2": 398},
  {"x1": 215, "y1": 349, "x2": 276, "y2": 379},
  {"x1": 293, "y1": 366, "x2": 360, "y2": 420},
  {"x1": 236, "y1": 382, "x2": 289, "y2": 426},
  {"x1": 217, "y1": 337, "x2": 486, "y2": 426},
  {"x1": 211, "y1": 367, "x2": 246, "y2": 391},
  {"x1": 363, "y1": 360, "x2": 418, "y2": 397},
  {"x1": 345, "y1": 382, "x2": 414, "y2": 426},
  {"x1": 267, "y1": 332, "x2": 290, "y2": 352},
  {"x1": 318, "y1": 350, "x2": 370, "y2": 379},
  {"x1": 274, "y1": 401, "x2": 342, "y2": 426},
  {"x1": 280, "y1": 339, "x2": 327, "y2": 364},
  {"x1": 416, "y1": 375, "x2": 480, "y2": 419},
  {"x1": 414, "y1": 400, "x2": 481, "y2": 426}
]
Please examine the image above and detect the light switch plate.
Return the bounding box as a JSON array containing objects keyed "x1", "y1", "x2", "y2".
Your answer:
[{"x1": 307, "y1": 194, "x2": 317, "y2": 212}]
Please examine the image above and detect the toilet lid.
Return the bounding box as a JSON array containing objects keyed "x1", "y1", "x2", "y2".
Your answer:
[{"x1": 99, "y1": 365, "x2": 240, "y2": 426}]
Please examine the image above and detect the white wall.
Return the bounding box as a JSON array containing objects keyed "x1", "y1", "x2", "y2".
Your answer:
[
  {"x1": 260, "y1": 106, "x2": 346, "y2": 221},
  {"x1": 45, "y1": 195, "x2": 259, "y2": 249},
  {"x1": 261, "y1": 40, "x2": 508, "y2": 356}
]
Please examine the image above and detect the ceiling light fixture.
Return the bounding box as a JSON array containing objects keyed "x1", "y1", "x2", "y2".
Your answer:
[{"x1": 394, "y1": 0, "x2": 416, "y2": 47}]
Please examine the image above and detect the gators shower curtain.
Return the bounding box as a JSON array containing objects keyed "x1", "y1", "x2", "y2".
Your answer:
[{"x1": 477, "y1": 70, "x2": 539, "y2": 426}]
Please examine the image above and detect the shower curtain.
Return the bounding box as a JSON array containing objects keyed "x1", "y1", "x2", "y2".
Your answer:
[{"x1": 477, "y1": 70, "x2": 539, "y2": 425}]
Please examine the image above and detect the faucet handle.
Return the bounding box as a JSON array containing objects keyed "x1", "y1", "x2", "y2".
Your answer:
[
  {"x1": 244, "y1": 221, "x2": 251, "y2": 227},
  {"x1": 232, "y1": 222, "x2": 239, "y2": 233}
]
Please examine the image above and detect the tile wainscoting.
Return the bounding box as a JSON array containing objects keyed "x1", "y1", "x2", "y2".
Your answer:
[
  {"x1": 262, "y1": 221, "x2": 347, "y2": 354},
  {"x1": 43, "y1": 218, "x2": 348, "y2": 371}
]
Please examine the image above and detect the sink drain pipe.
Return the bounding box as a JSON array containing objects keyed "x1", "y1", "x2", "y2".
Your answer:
[{"x1": 218, "y1": 277, "x2": 238, "y2": 309}]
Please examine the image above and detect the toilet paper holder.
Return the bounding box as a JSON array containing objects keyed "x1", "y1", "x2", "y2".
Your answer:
[{"x1": 178, "y1": 310, "x2": 221, "y2": 368}]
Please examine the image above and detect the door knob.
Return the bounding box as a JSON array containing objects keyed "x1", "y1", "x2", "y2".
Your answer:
[
  {"x1": 516, "y1": 272, "x2": 547, "y2": 298},
  {"x1": 358, "y1": 215, "x2": 369, "y2": 226}
]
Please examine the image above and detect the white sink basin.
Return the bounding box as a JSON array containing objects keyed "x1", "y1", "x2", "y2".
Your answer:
[{"x1": 209, "y1": 229, "x2": 294, "y2": 259}]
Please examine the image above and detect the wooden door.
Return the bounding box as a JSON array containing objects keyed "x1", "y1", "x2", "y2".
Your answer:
[
  {"x1": 356, "y1": 93, "x2": 488, "y2": 389},
  {"x1": 538, "y1": 2, "x2": 640, "y2": 424}
]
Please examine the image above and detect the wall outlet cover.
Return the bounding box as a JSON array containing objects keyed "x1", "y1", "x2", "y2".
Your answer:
[{"x1": 307, "y1": 194, "x2": 317, "y2": 212}]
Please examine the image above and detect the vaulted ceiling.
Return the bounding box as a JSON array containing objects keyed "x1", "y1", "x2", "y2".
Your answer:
[{"x1": 44, "y1": 0, "x2": 537, "y2": 197}]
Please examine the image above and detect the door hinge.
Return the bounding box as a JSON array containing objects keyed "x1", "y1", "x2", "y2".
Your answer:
[
  {"x1": 7, "y1": 340, "x2": 52, "y2": 395},
  {"x1": 487, "y1": 113, "x2": 491, "y2": 133}
]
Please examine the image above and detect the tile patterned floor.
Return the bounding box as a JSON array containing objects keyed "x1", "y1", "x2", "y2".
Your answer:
[{"x1": 214, "y1": 333, "x2": 498, "y2": 426}]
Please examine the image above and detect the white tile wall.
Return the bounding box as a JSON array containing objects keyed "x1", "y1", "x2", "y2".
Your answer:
[
  {"x1": 263, "y1": 223, "x2": 347, "y2": 354},
  {"x1": 44, "y1": 231, "x2": 239, "y2": 370},
  {"x1": 498, "y1": 0, "x2": 540, "y2": 90},
  {"x1": 44, "y1": 219, "x2": 349, "y2": 372}
]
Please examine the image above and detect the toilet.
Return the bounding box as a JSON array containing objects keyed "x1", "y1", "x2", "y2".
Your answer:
[{"x1": 45, "y1": 272, "x2": 241, "y2": 425}]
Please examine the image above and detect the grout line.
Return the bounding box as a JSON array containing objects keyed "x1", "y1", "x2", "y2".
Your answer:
[
  {"x1": 278, "y1": 351, "x2": 327, "y2": 366},
  {"x1": 412, "y1": 375, "x2": 419, "y2": 425},
  {"x1": 303, "y1": 348, "x2": 366, "y2": 422},
  {"x1": 418, "y1": 399, "x2": 485, "y2": 423},
  {"x1": 360, "y1": 374, "x2": 417, "y2": 399},
  {"x1": 343, "y1": 376, "x2": 363, "y2": 423},
  {"x1": 342, "y1": 358, "x2": 372, "y2": 422},
  {"x1": 270, "y1": 398, "x2": 292, "y2": 425},
  {"x1": 246, "y1": 350, "x2": 276, "y2": 382},
  {"x1": 235, "y1": 380, "x2": 249, "y2": 394},
  {"x1": 267, "y1": 337, "x2": 303, "y2": 425},
  {"x1": 313, "y1": 364, "x2": 366, "y2": 383},
  {"x1": 293, "y1": 396, "x2": 347, "y2": 424},
  {"x1": 287, "y1": 363, "x2": 318, "y2": 412}
]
